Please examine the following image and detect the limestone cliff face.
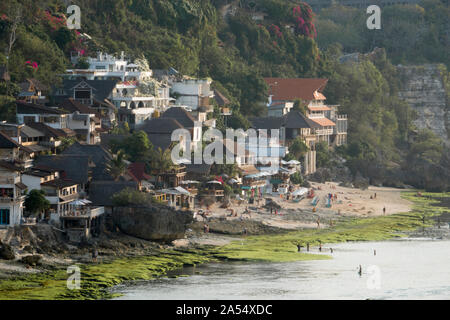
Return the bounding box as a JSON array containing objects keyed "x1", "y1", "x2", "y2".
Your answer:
[
  {"x1": 397, "y1": 64, "x2": 449, "y2": 145},
  {"x1": 112, "y1": 205, "x2": 194, "y2": 242}
]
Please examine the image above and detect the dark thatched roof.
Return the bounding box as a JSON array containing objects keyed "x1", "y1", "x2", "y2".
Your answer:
[{"x1": 89, "y1": 180, "x2": 138, "y2": 206}]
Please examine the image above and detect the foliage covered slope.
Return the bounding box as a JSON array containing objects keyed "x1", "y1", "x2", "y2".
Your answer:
[{"x1": 0, "y1": 0, "x2": 448, "y2": 190}]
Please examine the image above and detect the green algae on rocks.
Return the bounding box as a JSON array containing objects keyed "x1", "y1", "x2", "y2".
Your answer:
[{"x1": 0, "y1": 191, "x2": 448, "y2": 300}]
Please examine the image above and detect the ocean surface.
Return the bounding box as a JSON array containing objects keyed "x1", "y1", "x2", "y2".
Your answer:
[{"x1": 113, "y1": 239, "x2": 450, "y2": 300}]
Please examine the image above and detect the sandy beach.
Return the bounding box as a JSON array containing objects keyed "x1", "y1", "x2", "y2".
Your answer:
[{"x1": 193, "y1": 182, "x2": 413, "y2": 234}]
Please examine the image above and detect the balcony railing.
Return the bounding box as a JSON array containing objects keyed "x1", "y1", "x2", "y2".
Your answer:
[
  {"x1": 315, "y1": 129, "x2": 334, "y2": 136},
  {"x1": 0, "y1": 195, "x2": 25, "y2": 203},
  {"x1": 203, "y1": 189, "x2": 224, "y2": 197},
  {"x1": 60, "y1": 207, "x2": 105, "y2": 219}
]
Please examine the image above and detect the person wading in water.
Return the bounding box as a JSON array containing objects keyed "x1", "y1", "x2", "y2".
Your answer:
[{"x1": 358, "y1": 265, "x2": 362, "y2": 277}]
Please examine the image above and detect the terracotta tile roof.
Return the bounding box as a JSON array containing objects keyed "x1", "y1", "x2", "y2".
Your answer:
[
  {"x1": 128, "y1": 162, "x2": 151, "y2": 182},
  {"x1": 310, "y1": 117, "x2": 336, "y2": 127},
  {"x1": 264, "y1": 78, "x2": 328, "y2": 101},
  {"x1": 308, "y1": 105, "x2": 331, "y2": 111},
  {"x1": 238, "y1": 165, "x2": 259, "y2": 175}
]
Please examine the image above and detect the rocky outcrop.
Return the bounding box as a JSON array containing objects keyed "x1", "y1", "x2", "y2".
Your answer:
[
  {"x1": 0, "y1": 240, "x2": 15, "y2": 260},
  {"x1": 397, "y1": 64, "x2": 449, "y2": 145},
  {"x1": 111, "y1": 205, "x2": 194, "y2": 242}
]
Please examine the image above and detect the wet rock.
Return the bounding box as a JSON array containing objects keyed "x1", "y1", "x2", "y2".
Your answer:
[
  {"x1": 112, "y1": 205, "x2": 193, "y2": 242},
  {"x1": 0, "y1": 241, "x2": 15, "y2": 260},
  {"x1": 20, "y1": 255, "x2": 42, "y2": 266},
  {"x1": 23, "y1": 245, "x2": 34, "y2": 253}
]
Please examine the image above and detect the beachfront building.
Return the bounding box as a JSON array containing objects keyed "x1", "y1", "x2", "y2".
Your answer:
[
  {"x1": 250, "y1": 111, "x2": 320, "y2": 175},
  {"x1": 154, "y1": 187, "x2": 195, "y2": 210},
  {"x1": 264, "y1": 78, "x2": 348, "y2": 147},
  {"x1": 21, "y1": 167, "x2": 80, "y2": 222},
  {"x1": 0, "y1": 161, "x2": 26, "y2": 227}
]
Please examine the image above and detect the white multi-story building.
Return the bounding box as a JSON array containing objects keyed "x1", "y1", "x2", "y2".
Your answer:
[
  {"x1": 22, "y1": 168, "x2": 80, "y2": 222},
  {"x1": 64, "y1": 52, "x2": 171, "y2": 129},
  {"x1": 170, "y1": 78, "x2": 214, "y2": 112},
  {"x1": 0, "y1": 156, "x2": 25, "y2": 227}
]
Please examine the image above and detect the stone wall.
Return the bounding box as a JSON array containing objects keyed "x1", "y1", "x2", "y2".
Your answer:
[{"x1": 397, "y1": 64, "x2": 449, "y2": 146}]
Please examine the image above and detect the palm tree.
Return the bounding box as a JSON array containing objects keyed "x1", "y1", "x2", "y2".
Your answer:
[
  {"x1": 106, "y1": 150, "x2": 127, "y2": 181},
  {"x1": 150, "y1": 147, "x2": 176, "y2": 188}
]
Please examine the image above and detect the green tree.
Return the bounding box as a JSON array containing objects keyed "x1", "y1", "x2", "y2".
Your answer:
[
  {"x1": 112, "y1": 188, "x2": 153, "y2": 206},
  {"x1": 149, "y1": 147, "x2": 176, "y2": 189},
  {"x1": 24, "y1": 189, "x2": 50, "y2": 216},
  {"x1": 289, "y1": 137, "x2": 308, "y2": 160},
  {"x1": 106, "y1": 150, "x2": 127, "y2": 181},
  {"x1": 316, "y1": 141, "x2": 330, "y2": 168},
  {"x1": 292, "y1": 98, "x2": 308, "y2": 115}
]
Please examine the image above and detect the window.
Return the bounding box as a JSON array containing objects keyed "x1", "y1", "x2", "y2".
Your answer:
[
  {"x1": 23, "y1": 116, "x2": 36, "y2": 124},
  {"x1": 75, "y1": 89, "x2": 91, "y2": 99},
  {"x1": 0, "y1": 209, "x2": 10, "y2": 225}
]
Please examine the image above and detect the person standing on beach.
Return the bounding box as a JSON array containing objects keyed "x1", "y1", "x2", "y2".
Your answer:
[
  {"x1": 383, "y1": 207, "x2": 386, "y2": 215},
  {"x1": 374, "y1": 249, "x2": 376, "y2": 256},
  {"x1": 92, "y1": 248, "x2": 98, "y2": 263},
  {"x1": 306, "y1": 243, "x2": 310, "y2": 252},
  {"x1": 358, "y1": 265, "x2": 362, "y2": 277},
  {"x1": 316, "y1": 217, "x2": 320, "y2": 229},
  {"x1": 319, "y1": 242, "x2": 322, "y2": 252}
]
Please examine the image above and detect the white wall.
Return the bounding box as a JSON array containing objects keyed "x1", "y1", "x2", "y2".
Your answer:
[{"x1": 21, "y1": 174, "x2": 42, "y2": 191}]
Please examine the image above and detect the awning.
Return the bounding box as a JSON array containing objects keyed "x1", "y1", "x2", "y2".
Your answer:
[
  {"x1": 180, "y1": 180, "x2": 200, "y2": 184},
  {"x1": 15, "y1": 182, "x2": 28, "y2": 190},
  {"x1": 69, "y1": 199, "x2": 92, "y2": 206},
  {"x1": 158, "y1": 187, "x2": 191, "y2": 196},
  {"x1": 292, "y1": 188, "x2": 308, "y2": 197},
  {"x1": 26, "y1": 144, "x2": 51, "y2": 153}
]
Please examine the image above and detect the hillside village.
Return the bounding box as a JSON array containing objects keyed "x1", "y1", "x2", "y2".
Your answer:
[{"x1": 0, "y1": 50, "x2": 348, "y2": 244}]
